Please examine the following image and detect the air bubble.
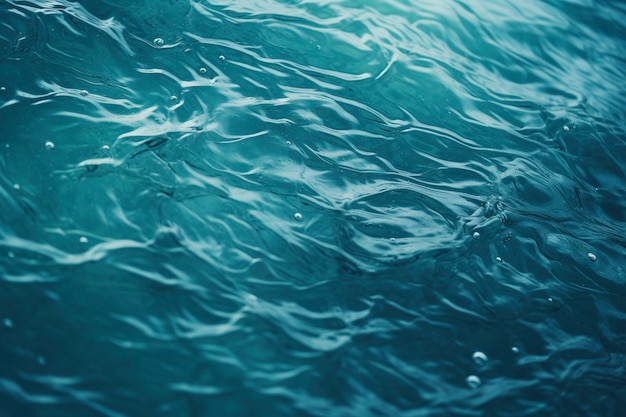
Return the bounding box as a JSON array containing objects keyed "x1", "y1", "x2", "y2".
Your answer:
[
  {"x1": 199, "y1": 67, "x2": 207, "y2": 74},
  {"x1": 3, "y1": 318, "x2": 13, "y2": 328},
  {"x1": 563, "y1": 125, "x2": 570, "y2": 132},
  {"x1": 472, "y1": 231, "x2": 481, "y2": 240},
  {"x1": 79, "y1": 236, "x2": 88, "y2": 244},
  {"x1": 293, "y1": 212, "x2": 303, "y2": 221},
  {"x1": 472, "y1": 351, "x2": 488, "y2": 366},
  {"x1": 511, "y1": 346, "x2": 520, "y2": 354},
  {"x1": 80, "y1": 89, "x2": 89, "y2": 96},
  {"x1": 286, "y1": 140, "x2": 292, "y2": 145},
  {"x1": 153, "y1": 37, "x2": 164, "y2": 47},
  {"x1": 169, "y1": 95, "x2": 178, "y2": 102},
  {"x1": 218, "y1": 55, "x2": 225, "y2": 61},
  {"x1": 13, "y1": 184, "x2": 20, "y2": 190},
  {"x1": 466, "y1": 375, "x2": 481, "y2": 388},
  {"x1": 496, "y1": 256, "x2": 502, "y2": 262},
  {"x1": 587, "y1": 252, "x2": 597, "y2": 262},
  {"x1": 102, "y1": 145, "x2": 110, "y2": 151},
  {"x1": 45, "y1": 141, "x2": 55, "y2": 150}
]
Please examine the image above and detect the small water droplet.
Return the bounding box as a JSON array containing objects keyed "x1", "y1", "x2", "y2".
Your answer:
[
  {"x1": 199, "y1": 67, "x2": 207, "y2": 74},
  {"x1": 587, "y1": 252, "x2": 597, "y2": 262},
  {"x1": 293, "y1": 212, "x2": 303, "y2": 221},
  {"x1": 80, "y1": 89, "x2": 89, "y2": 96},
  {"x1": 153, "y1": 37, "x2": 164, "y2": 47},
  {"x1": 218, "y1": 55, "x2": 225, "y2": 60},
  {"x1": 3, "y1": 318, "x2": 13, "y2": 328},
  {"x1": 466, "y1": 375, "x2": 481, "y2": 388},
  {"x1": 472, "y1": 351, "x2": 488, "y2": 366},
  {"x1": 472, "y1": 231, "x2": 481, "y2": 240},
  {"x1": 45, "y1": 141, "x2": 55, "y2": 150}
]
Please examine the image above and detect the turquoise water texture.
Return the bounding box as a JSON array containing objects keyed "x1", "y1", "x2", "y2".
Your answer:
[{"x1": 1, "y1": 0, "x2": 626, "y2": 416}]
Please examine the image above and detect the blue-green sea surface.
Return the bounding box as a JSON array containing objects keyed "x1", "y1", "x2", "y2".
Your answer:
[{"x1": 1, "y1": 0, "x2": 625, "y2": 416}]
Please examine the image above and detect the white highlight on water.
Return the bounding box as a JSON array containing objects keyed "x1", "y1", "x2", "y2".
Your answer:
[
  {"x1": 472, "y1": 351, "x2": 488, "y2": 366},
  {"x1": 466, "y1": 375, "x2": 481, "y2": 388}
]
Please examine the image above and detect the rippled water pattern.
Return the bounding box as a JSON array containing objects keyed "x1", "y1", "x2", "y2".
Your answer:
[{"x1": 1, "y1": 0, "x2": 626, "y2": 416}]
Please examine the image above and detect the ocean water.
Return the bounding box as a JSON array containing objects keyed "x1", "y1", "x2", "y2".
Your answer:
[{"x1": 1, "y1": 0, "x2": 625, "y2": 416}]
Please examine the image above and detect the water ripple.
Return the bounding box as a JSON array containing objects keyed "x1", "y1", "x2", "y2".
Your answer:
[{"x1": 1, "y1": 0, "x2": 625, "y2": 416}]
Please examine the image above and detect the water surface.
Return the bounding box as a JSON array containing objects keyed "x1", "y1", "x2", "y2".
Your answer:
[{"x1": 1, "y1": 0, "x2": 625, "y2": 416}]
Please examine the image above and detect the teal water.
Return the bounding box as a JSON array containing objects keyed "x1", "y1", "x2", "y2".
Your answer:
[{"x1": 1, "y1": 0, "x2": 625, "y2": 416}]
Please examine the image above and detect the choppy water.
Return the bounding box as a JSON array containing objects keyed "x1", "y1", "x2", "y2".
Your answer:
[{"x1": 1, "y1": 0, "x2": 625, "y2": 416}]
